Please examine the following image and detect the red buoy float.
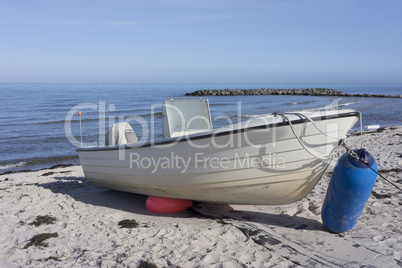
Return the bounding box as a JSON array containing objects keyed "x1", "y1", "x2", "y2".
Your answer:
[{"x1": 146, "y1": 196, "x2": 193, "y2": 213}]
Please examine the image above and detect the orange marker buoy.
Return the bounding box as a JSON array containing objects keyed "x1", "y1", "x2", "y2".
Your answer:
[
  {"x1": 146, "y1": 196, "x2": 193, "y2": 213},
  {"x1": 78, "y1": 110, "x2": 82, "y2": 117}
]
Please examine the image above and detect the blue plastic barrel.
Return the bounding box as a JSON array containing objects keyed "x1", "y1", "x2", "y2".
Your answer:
[{"x1": 321, "y1": 148, "x2": 378, "y2": 233}]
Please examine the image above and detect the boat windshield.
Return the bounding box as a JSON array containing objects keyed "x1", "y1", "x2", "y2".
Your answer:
[{"x1": 162, "y1": 97, "x2": 213, "y2": 139}]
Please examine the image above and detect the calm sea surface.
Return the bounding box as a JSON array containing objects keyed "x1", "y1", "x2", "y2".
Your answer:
[{"x1": 1, "y1": 83, "x2": 401, "y2": 172}]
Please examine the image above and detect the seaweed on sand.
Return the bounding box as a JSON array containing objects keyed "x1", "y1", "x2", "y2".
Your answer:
[
  {"x1": 138, "y1": 260, "x2": 158, "y2": 268},
  {"x1": 118, "y1": 219, "x2": 139, "y2": 228},
  {"x1": 29, "y1": 215, "x2": 57, "y2": 227},
  {"x1": 24, "y1": 232, "x2": 59, "y2": 248}
]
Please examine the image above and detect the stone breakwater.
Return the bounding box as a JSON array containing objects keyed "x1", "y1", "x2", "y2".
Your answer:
[{"x1": 186, "y1": 88, "x2": 402, "y2": 98}]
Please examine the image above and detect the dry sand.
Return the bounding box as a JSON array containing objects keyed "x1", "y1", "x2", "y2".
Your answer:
[{"x1": 1, "y1": 127, "x2": 401, "y2": 267}]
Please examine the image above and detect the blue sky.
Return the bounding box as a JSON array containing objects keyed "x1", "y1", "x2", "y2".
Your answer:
[{"x1": 1, "y1": 0, "x2": 401, "y2": 83}]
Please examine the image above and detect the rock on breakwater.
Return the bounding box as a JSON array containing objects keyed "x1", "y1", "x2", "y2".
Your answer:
[{"x1": 185, "y1": 88, "x2": 402, "y2": 98}]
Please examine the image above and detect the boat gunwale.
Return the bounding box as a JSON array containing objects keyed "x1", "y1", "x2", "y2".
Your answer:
[{"x1": 76, "y1": 110, "x2": 360, "y2": 152}]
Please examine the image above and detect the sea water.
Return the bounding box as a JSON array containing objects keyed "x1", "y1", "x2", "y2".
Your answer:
[{"x1": 0, "y1": 83, "x2": 401, "y2": 172}]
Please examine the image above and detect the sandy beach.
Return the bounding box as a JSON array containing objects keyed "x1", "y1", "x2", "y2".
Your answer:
[{"x1": 1, "y1": 127, "x2": 401, "y2": 267}]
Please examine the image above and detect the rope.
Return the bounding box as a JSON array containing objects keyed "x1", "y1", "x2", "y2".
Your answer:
[
  {"x1": 283, "y1": 110, "x2": 364, "y2": 149},
  {"x1": 278, "y1": 111, "x2": 400, "y2": 192},
  {"x1": 280, "y1": 112, "x2": 341, "y2": 140},
  {"x1": 277, "y1": 112, "x2": 348, "y2": 160},
  {"x1": 276, "y1": 113, "x2": 330, "y2": 160},
  {"x1": 277, "y1": 112, "x2": 401, "y2": 192},
  {"x1": 342, "y1": 143, "x2": 402, "y2": 192}
]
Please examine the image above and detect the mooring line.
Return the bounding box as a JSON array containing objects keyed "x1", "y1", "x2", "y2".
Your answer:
[{"x1": 342, "y1": 143, "x2": 402, "y2": 192}]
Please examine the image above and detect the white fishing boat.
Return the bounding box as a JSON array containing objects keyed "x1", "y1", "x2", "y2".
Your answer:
[{"x1": 77, "y1": 98, "x2": 360, "y2": 205}]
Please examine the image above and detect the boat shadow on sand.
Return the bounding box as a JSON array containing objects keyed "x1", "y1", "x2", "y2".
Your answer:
[{"x1": 37, "y1": 175, "x2": 325, "y2": 232}]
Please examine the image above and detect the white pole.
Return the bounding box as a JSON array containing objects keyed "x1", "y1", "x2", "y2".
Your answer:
[{"x1": 78, "y1": 110, "x2": 83, "y2": 147}]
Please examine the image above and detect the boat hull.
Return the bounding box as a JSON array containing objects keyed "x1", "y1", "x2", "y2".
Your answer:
[{"x1": 77, "y1": 110, "x2": 359, "y2": 205}]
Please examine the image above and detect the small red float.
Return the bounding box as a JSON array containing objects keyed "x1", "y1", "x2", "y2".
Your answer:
[{"x1": 146, "y1": 196, "x2": 193, "y2": 213}]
